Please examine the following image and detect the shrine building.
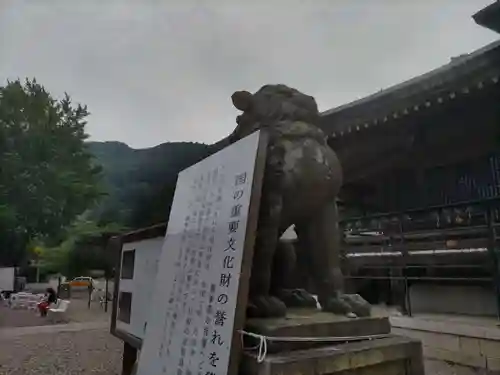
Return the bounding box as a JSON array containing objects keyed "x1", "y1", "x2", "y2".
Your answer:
[{"x1": 318, "y1": 1, "x2": 500, "y2": 317}]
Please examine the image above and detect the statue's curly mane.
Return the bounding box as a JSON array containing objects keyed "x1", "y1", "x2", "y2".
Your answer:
[{"x1": 230, "y1": 84, "x2": 322, "y2": 142}]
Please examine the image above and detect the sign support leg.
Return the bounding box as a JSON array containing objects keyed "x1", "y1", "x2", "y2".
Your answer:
[{"x1": 122, "y1": 342, "x2": 138, "y2": 375}]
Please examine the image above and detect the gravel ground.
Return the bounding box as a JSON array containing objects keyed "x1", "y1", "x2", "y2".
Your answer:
[
  {"x1": 0, "y1": 325, "x2": 475, "y2": 375},
  {"x1": 0, "y1": 300, "x2": 485, "y2": 375},
  {"x1": 0, "y1": 327, "x2": 122, "y2": 375},
  {"x1": 0, "y1": 298, "x2": 110, "y2": 328},
  {"x1": 0, "y1": 297, "x2": 120, "y2": 375}
]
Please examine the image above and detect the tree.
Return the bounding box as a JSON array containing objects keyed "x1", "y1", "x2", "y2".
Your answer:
[
  {"x1": 38, "y1": 217, "x2": 123, "y2": 277},
  {"x1": 126, "y1": 142, "x2": 214, "y2": 228},
  {"x1": 0, "y1": 78, "x2": 103, "y2": 265}
]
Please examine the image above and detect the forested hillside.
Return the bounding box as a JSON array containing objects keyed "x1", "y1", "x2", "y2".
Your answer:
[{"x1": 87, "y1": 140, "x2": 218, "y2": 229}]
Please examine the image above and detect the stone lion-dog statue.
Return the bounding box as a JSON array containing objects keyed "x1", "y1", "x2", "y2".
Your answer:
[{"x1": 224, "y1": 84, "x2": 370, "y2": 318}]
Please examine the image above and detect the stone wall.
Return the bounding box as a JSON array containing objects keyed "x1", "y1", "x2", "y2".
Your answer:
[
  {"x1": 408, "y1": 284, "x2": 497, "y2": 317},
  {"x1": 391, "y1": 316, "x2": 500, "y2": 372}
]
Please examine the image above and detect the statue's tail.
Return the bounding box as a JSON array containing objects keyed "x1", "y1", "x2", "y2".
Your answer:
[
  {"x1": 212, "y1": 135, "x2": 231, "y2": 149},
  {"x1": 210, "y1": 127, "x2": 239, "y2": 151}
]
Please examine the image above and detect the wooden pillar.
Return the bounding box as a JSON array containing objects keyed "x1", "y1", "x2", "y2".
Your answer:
[{"x1": 122, "y1": 342, "x2": 138, "y2": 375}]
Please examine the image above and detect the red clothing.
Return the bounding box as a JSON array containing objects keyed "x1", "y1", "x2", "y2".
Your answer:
[
  {"x1": 38, "y1": 289, "x2": 57, "y2": 317},
  {"x1": 38, "y1": 301, "x2": 49, "y2": 309},
  {"x1": 38, "y1": 301, "x2": 50, "y2": 315}
]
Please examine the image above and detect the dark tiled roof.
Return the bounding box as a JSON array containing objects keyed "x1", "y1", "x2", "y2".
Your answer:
[
  {"x1": 319, "y1": 40, "x2": 500, "y2": 138},
  {"x1": 115, "y1": 222, "x2": 167, "y2": 243},
  {"x1": 474, "y1": 1, "x2": 500, "y2": 33}
]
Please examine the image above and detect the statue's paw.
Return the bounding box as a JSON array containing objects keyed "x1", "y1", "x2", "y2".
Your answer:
[
  {"x1": 247, "y1": 295, "x2": 287, "y2": 318},
  {"x1": 322, "y1": 293, "x2": 372, "y2": 317},
  {"x1": 340, "y1": 294, "x2": 372, "y2": 317},
  {"x1": 274, "y1": 288, "x2": 318, "y2": 308},
  {"x1": 321, "y1": 295, "x2": 353, "y2": 316}
]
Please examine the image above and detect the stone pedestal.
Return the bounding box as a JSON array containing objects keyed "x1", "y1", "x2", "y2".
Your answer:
[
  {"x1": 240, "y1": 335, "x2": 424, "y2": 375},
  {"x1": 244, "y1": 309, "x2": 391, "y2": 353},
  {"x1": 241, "y1": 309, "x2": 424, "y2": 375}
]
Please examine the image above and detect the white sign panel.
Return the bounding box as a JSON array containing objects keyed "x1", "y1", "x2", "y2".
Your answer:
[
  {"x1": 137, "y1": 131, "x2": 263, "y2": 375},
  {"x1": 116, "y1": 237, "x2": 163, "y2": 339},
  {"x1": 0, "y1": 267, "x2": 15, "y2": 292}
]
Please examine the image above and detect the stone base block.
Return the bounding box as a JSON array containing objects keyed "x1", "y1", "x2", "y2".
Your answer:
[
  {"x1": 245, "y1": 308, "x2": 391, "y2": 353},
  {"x1": 240, "y1": 335, "x2": 424, "y2": 375}
]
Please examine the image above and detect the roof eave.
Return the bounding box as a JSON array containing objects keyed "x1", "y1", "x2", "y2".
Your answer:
[
  {"x1": 474, "y1": 1, "x2": 500, "y2": 33},
  {"x1": 319, "y1": 40, "x2": 500, "y2": 138}
]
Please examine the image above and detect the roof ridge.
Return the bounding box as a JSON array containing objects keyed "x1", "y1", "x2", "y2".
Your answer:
[{"x1": 321, "y1": 39, "x2": 500, "y2": 117}]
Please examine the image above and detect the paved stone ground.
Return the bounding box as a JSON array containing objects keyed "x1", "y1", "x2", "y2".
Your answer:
[
  {"x1": 0, "y1": 327, "x2": 477, "y2": 375},
  {"x1": 0, "y1": 300, "x2": 486, "y2": 375},
  {"x1": 0, "y1": 324, "x2": 478, "y2": 375},
  {"x1": 425, "y1": 359, "x2": 488, "y2": 375}
]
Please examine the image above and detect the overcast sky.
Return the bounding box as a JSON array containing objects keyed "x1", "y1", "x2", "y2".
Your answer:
[{"x1": 0, "y1": 1, "x2": 498, "y2": 148}]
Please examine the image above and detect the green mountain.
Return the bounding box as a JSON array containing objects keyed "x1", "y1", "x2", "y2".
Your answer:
[{"x1": 87, "y1": 140, "x2": 216, "y2": 229}]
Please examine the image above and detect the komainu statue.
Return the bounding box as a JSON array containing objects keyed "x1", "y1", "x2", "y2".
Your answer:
[{"x1": 225, "y1": 84, "x2": 371, "y2": 318}]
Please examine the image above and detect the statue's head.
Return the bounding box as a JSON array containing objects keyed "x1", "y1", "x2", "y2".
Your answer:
[{"x1": 231, "y1": 84, "x2": 320, "y2": 129}]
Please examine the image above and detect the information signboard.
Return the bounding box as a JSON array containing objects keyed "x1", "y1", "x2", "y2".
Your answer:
[
  {"x1": 110, "y1": 223, "x2": 168, "y2": 348},
  {"x1": 137, "y1": 130, "x2": 267, "y2": 375},
  {"x1": 116, "y1": 237, "x2": 163, "y2": 340}
]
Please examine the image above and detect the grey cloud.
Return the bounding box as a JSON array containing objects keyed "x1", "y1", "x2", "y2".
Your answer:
[{"x1": 0, "y1": 0, "x2": 497, "y2": 147}]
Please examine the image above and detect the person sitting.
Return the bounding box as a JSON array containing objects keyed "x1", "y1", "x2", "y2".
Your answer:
[{"x1": 37, "y1": 287, "x2": 57, "y2": 317}]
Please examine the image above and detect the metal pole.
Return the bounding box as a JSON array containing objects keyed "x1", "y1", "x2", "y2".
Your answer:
[
  {"x1": 88, "y1": 284, "x2": 92, "y2": 310},
  {"x1": 486, "y1": 207, "x2": 500, "y2": 320},
  {"x1": 398, "y1": 216, "x2": 412, "y2": 316},
  {"x1": 405, "y1": 275, "x2": 412, "y2": 317},
  {"x1": 105, "y1": 277, "x2": 109, "y2": 313}
]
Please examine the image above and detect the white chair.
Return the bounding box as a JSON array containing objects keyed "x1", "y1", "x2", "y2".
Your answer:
[
  {"x1": 0, "y1": 293, "x2": 8, "y2": 307},
  {"x1": 10, "y1": 292, "x2": 38, "y2": 310},
  {"x1": 94, "y1": 289, "x2": 108, "y2": 309},
  {"x1": 27, "y1": 299, "x2": 37, "y2": 310},
  {"x1": 47, "y1": 299, "x2": 70, "y2": 323},
  {"x1": 9, "y1": 294, "x2": 17, "y2": 308},
  {"x1": 26, "y1": 294, "x2": 41, "y2": 310},
  {"x1": 10, "y1": 294, "x2": 27, "y2": 309}
]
